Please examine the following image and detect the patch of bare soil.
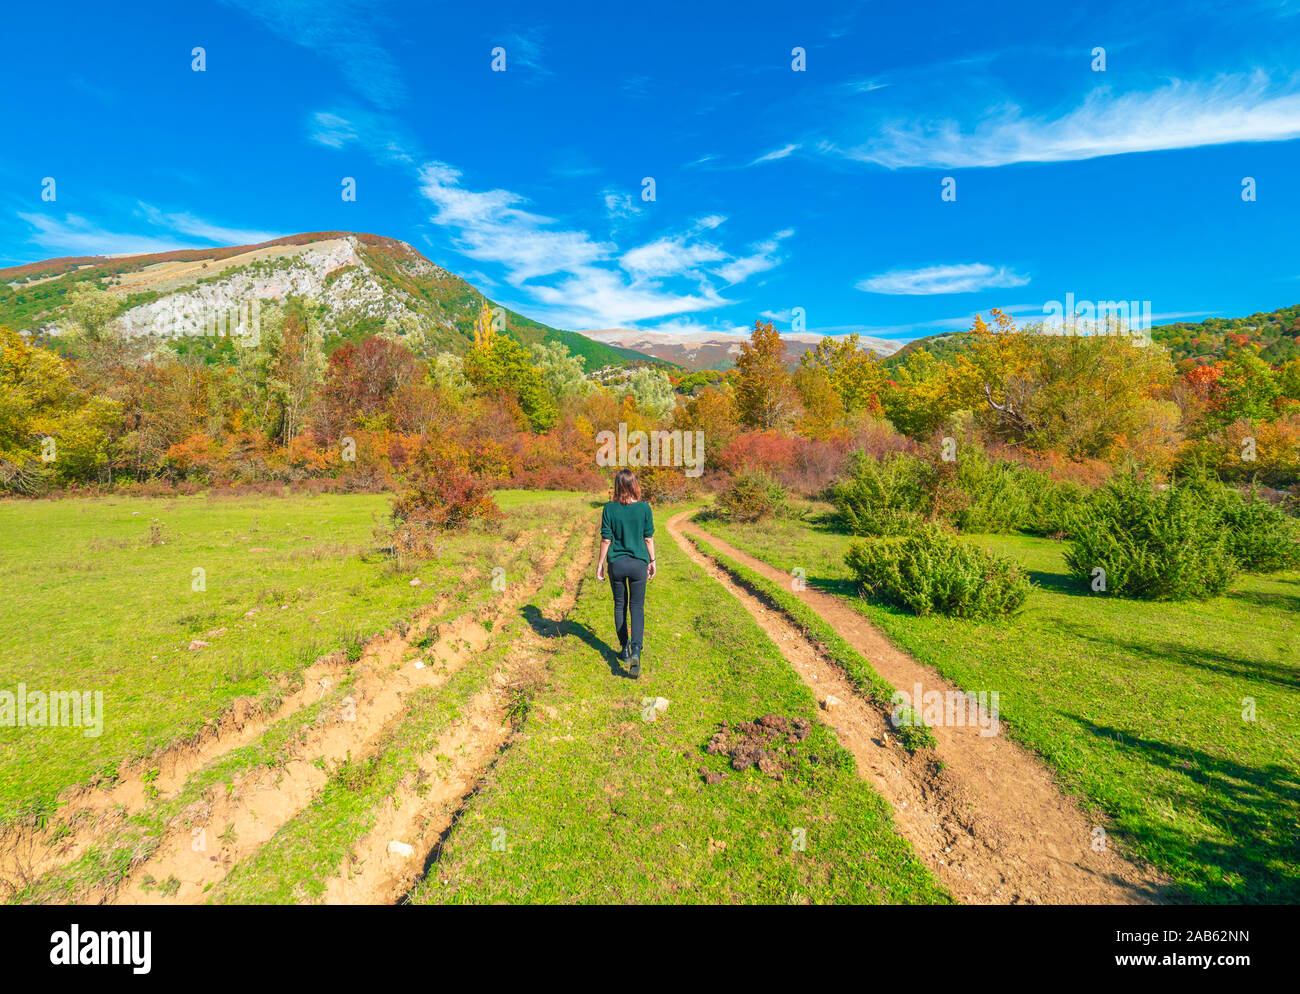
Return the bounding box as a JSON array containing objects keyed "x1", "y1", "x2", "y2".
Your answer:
[
  {"x1": 325, "y1": 530, "x2": 597, "y2": 905},
  {"x1": 108, "y1": 525, "x2": 581, "y2": 906},
  {"x1": 703, "y1": 714, "x2": 812, "y2": 782},
  {"x1": 0, "y1": 579, "x2": 478, "y2": 900},
  {"x1": 0, "y1": 526, "x2": 572, "y2": 904},
  {"x1": 108, "y1": 239, "x2": 347, "y2": 296},
  {"x1": 669, "y1": 512, "x2": 1166, "y2": 906}
]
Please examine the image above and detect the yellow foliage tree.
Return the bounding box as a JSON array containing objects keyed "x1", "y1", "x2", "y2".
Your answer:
[{"x1": 735, "y1": 320, "x2": 795, "y2": 430}]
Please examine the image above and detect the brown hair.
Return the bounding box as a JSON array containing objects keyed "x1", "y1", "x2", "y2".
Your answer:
[{"x1": 613, "y1": 468, "x2": 641, "y2": 504}]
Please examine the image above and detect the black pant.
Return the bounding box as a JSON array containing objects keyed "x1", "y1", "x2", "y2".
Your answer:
[{"x1": 608, "y1": 555, "x2": 647, "y2": 650}]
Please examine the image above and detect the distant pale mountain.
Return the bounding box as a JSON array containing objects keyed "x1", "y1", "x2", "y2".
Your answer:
[
  {"x1": 585, "y1": 328, "x2": 904, "y2": 371},
  {"x1": 0, "y1": 232, "x2": 655, "y2": 367}
]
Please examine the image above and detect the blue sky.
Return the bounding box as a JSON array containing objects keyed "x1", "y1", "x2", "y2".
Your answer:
[{"x1": 4, "y1": 0, "x2": 1300, "y2": 341}]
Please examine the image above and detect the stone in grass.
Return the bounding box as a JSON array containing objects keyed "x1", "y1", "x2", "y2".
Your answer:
[
  {"x1": 187, "y1": 640, "x2": 210, "y2": 651},
  {"x1": 387, "y1": 841, "x2": 415, "y2": 858},
  {"x1": 409, "y1": 578, "x2": 423, "y2": 587},
  {"x1": 822, "y1": 695, "x2": 841, "y2": 710}
]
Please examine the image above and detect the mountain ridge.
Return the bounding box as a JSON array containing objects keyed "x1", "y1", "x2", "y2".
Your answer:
[
  {"x1": 584, "y1": 327, "x2": 904, "y2": 371},
  {"x1": 884, "y1": 304, "x2": 1300, "y2": 370},
  {"x1": 0, "y1": 231, "x2": 658, "y2": 369}
]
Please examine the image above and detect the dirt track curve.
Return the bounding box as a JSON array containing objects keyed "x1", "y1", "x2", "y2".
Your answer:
[{"x1": 668, "y1": 511, "x2": 1166, "y2": 905}]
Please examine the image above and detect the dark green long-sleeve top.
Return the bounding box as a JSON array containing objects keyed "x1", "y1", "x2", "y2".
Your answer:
[{"x1": 600, "y1": 500, "x2": 655, "y2": 564}]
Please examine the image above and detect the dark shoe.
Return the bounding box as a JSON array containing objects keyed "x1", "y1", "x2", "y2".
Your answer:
[
  {"x1": 628, "y1": 644, "x2": 641, "y2": 679},
  {"x1": 619, "y1": 643, "x2": 630, "y2": 662}
]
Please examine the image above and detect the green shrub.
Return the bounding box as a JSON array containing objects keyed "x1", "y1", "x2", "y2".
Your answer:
[
  {"x1": 1179, "y1": 471, "x2": 1300, "y2": 573},
  {"x1": 1064, "y1": 470, "x2": 1239, "y2": 600},
  {"x1": 1219, "y1": 494, "x2": 1300, "y2": 572},
  {"x1": 845, "y1": 525, "x2": 1032, "y2": 619},
  {"x1": 948, "y1": 453, "x2": 1025, "y2": 533},
  {"x1": 712, "y1": 470, "x2": 787, "y2": 523},
  {"x1": 951, "y1": 448, "x2": 1085, "y2": 536},
  {"x1": 1021, "y1": 473, "x2": 1086, "y2": 538},
  {"x1": 831, "y1": 447, "x2": 1088, "y2": 539},
  {"x1": 830, "y1": 451, "x2": 929, "y2": 536}
]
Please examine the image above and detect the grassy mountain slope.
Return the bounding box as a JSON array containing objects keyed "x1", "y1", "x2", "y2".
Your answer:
[
  {"x1": 881, "y1": 331, "x2": 972, "y2": 371},
  {"x1": 0, "y1": 232, "x2": 654, "y2": 368},
  {"x1": 884, "y1": 304, "x2": 1300, "y2": 372},
  {"x1": 1150, "y1": 305, "x2": 1300, "y2": 364}
]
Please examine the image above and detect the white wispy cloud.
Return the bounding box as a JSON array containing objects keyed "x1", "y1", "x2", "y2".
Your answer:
[
  {"x1": 417, "y1": 163, "x2": 789, "y2": 328},
  {"x1": 750, "y1": 143, "x2": 801, "y2": 165},
  {"x1": 857, "y1": 263, "x2": 1030, "y2": 295},
  {"x1": 526, "y1": 268, "x2": 727, "y2": 329},
  {"x1": 844, "y1": 78, "x2": 889, "y2": 94},
  {"x1": 308, "y1": 109, "x2": 415, "y2": 163},
  {"x1": 138, "y1": 204, "x2": 280, "y2": 245},
  {"x1": 715, "y1": 229, "x2": 793, "y2": 285},
  {"x1": 839, "y1": 71, "x2": 1300, "y2": 168},
  {"x1": 603, "y1": 189, "x2": 643, "y2": 220},
  {"x1": 221, "y1": 0, "x2": 406, "y2": 108},
  {"x1": 419, "y1": 162, "x2": 611, "y2": 283},
  {"x1": 620, "y1": 237, "x2": 727, "y2": 280},
  {"x1": 18, "y1": 205, "x2": 281, "y2": 257},
  {"x1": 500, "y1": 29, "x2": 550, "y2": 75},
  {"x1": 18, "y1": 213, "x2": 198, "y2": 256},
  {"x1": 309, "y1": 111, "x2": 358, "y2": 148}
]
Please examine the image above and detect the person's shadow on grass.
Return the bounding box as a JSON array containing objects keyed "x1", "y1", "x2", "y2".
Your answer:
[{"x1": 520, "y1": 605, "x2": 631, "y2": 678}]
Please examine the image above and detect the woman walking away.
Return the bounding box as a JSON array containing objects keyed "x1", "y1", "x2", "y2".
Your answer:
[{"x1": 596, "y1": 469, "x2": 657, "y2": 678}]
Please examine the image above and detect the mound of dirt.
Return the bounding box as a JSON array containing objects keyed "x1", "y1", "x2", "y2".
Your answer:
[{"x1": 703, "y1": 713, "x2": 811, "y2": 782}]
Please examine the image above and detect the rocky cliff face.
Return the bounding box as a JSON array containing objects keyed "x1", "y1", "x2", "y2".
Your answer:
[
  {"x1": 116, "y1": 237, "x2": 439, "y2": 344},
  {"x1": 0, "y1": 232, "x2": 660, "y2": 366}
]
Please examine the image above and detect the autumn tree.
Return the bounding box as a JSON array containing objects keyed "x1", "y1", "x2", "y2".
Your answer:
[
  {"x1": 430, "y1": 352, "x2": 471, "y2": 399},
  {"x1": 0, "y1": 325, "x2": 120, "y2": 492},
  {"x1": 1277, "y1": 359, "x2": 1300, "y2": 408},
  {"x1": 462, "y1": 316, "x2": 557, "y2": 432},
  {"x1": 881, "y1": 348, "x2": 965, "y2": 438},
  {"x1": 531, "y1": 341, "x2": 591, "y2": 403},
  {"x1": 735, "y1": 320, "x2": 795, "y2": 429},
  {"x1": 63, "y1": 283, "x2": 119, "y2": 344},
  {"x1": 792, "y1": 365, "x2": 845, "y2": 439},
  {"x1": 961, "y1": 308, "x2": 1035, "y2": 437},
  {"x1": 1215, "y1": 351, "x2": 1280, "y2": 425},
  {"x1": 619, "y1": 366, "x2": 675, "y2": 420},
  {"x1": 674, "y1": 382, "x2": 739, "y2": 463},
  {"x1": 314, "y1": 335, "x2": 419, "y2": 438},
  {"x1": 113, "y1": 360, "x2": 216, "y2": 481},
  {"x1": 235, "y1": 301, "x2": 325, "y2": 447},
  {"x1": 956, "y1": 311, "x2": 1179, "y2": 462},
  {"x1": 799, "y1": 333, "x2": 885, "y2": 414}
]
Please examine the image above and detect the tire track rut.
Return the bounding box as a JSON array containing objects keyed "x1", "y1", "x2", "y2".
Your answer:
[{"x1": 669, "y1": 511, "x2": 1165, "y2": 905}]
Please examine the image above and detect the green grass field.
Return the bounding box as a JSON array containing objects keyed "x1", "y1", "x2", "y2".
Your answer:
[
  {"x1": 408, "y1": 508, "x2": 949, "y2": 905},
  {"x1": 0, "y1": 490, "x2": 582, "y2": 825},
  {"x1": 5, "y1": 488, "x2": 1294, "y2": 905},
  {"x1": 2, "y1": 491, "x2": 947, "y2": 905},
  {"x1": 207, "y1": 521, "x2": 596, "y2": 905},
  {"x1": 704, "y1": 502, "x2": 1300, "y2": 904}
]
